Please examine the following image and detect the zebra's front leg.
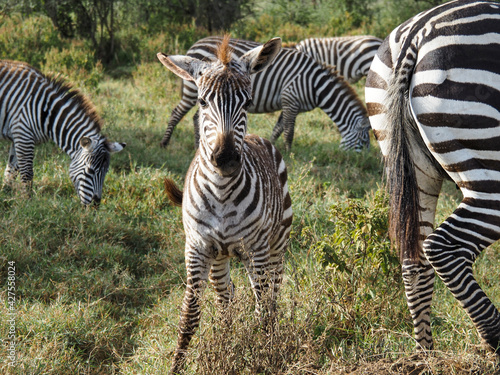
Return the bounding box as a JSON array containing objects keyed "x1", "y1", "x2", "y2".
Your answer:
[
  {"x1": 2, "y1": 144, "x2": 19, "y2": 191},
  {"x1": 192, "y1": 110, "x2": 200, "y2": 149},
  {"x1": 209, "y1": 258, "x2": 234, "y2": 308},
  {"x1": 280, "y1": 102, "x2": 300, "y2": 152},
  {"x1": 170, "y1": 247, "x2": 212, "y2": 375},
  {"x1": 14, "y1": 141, "x2": 35, "y2": 197},
  {"x1": 424, "y1": 201, "x2": 500, "y2": 352}
]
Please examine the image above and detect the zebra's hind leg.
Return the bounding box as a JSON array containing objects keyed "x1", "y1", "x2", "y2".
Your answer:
[
  {"x1": 13, "y1": 141, "x2": 35, "y2": 197},
  {"x1": 161, "y1": 101, "x2": 196, "y2": 148},
  {"x1": 424, "y1": 199, "x2": 500, "y2": 352},
  {"x1": 2, "y1": 144, "x2": 19, "y2": 192},
  {"x1": 170, "y1": 248, "x2": 212, "y2": 375},
  {"x1": 270, "y1": 112, "x2": 284, "y2": 144}
]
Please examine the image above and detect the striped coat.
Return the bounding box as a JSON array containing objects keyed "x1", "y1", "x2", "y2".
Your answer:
[
  {"x1": 365, "y1": 0, "x2": 500, "y2": 351},
  {"x1": 293, "y1": 36, "x2": 383, "y2": 83}
]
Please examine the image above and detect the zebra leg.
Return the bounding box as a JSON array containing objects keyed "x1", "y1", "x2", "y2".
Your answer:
[
  {"x1": 209, "y1": 258, "x2": 234, "y2": 307},
  {"x1": 3, "y1": 144, "x2": 19, "y2": 191},
  {"x1": 424, "y1": 200, "x2": 500, "y2": 351},
  {"x1": 280, "y1": 102, "x2": 300, "y2": 151},
  {"x1": 270, "y1": 112, "x2": 284, "y2": 144},
  {"x1": 14, "y1": 141, "x2": 35, "y2": 196},
  {"x1": 161, "y1": 98, "x2": 196, "y2": 148},
  {"x1": 170, "y1": 247, "x2": 212, "y2": 375}
]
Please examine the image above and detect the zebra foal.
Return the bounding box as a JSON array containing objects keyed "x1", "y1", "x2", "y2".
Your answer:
[
  {"x1": 158, "y1": 35, "x2": 292, "y2": 373},
  {"x1": 365, "y1": 0, "x2": 500, "y2": 351},
  {"x1": 291, "y1": 35, "x2": 383, "y2": 83},
  {"x1": 160, "y1": 36, "x2": 370, "y2": 151},
  {"x1": 0, "y1": 60, "x2": 125, "y2": 206}
]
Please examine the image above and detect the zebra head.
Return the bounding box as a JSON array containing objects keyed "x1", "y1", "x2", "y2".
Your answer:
[
  {"x1": 69, "y1": 136, "x2": 126, "y2": 206},
  {"x1": 158, "y1": 36, "x2": 281, "y2": 177}
]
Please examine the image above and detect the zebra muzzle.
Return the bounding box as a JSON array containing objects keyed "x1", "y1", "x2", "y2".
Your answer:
[{"x1": 210, "y1": 133, "x2": 241, "y2": 176}]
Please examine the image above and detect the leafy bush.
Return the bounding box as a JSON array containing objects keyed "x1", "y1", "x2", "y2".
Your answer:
[
  {"x1": 42, "y1": 41, "x2": 104, "y2": 93},
  {"x1": 0, "y1": 14, "x2": 61, "y2": 68}
]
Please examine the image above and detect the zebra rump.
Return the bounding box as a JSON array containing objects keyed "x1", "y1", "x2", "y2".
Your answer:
[{"x1": 366, "y1": 0, "x2": 500, "y2": 352}]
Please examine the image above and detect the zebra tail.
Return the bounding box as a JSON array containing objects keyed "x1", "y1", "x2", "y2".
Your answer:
[
  {"x1": 385, "y1": 53, "x2": 421, "y2": 262},
  {"x1": 164, "y1": 178, "x2": 183, "y2": 207}
]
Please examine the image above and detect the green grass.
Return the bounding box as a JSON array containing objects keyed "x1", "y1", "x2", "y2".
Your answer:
[{"x1": 0, "y1": 66, "x2": 499, "y2": 375}]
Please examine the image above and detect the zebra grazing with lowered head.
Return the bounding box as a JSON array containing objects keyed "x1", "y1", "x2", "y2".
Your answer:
[
  {"x1": 365, "y1": 0, "x2": 500, "y2": 352},
  {"x1": 290, "y1": 35, "x2": 383, "y2": 83},
  {"x1": 160, "y1": 36, "x2": 370, "y2": 152},
  {"x1": 0, "y1": 60, "x2": 125, "y2": 206},
  {"x1": 158, "y1": 35, "x2": 292, "y2": 374}
]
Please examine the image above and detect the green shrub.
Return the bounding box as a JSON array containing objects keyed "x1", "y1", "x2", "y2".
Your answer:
[
  {"x1": 42, "y1": 41, "x2": 104, "y2": 93},
  {"x1": 0, "y1": 14, "x2": 61, "y2": 68}
]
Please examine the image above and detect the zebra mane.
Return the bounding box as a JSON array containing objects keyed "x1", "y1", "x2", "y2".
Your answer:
[
  {"x1": 216, "y1": 34, "x2": 233, "y2": 66},
  {"x1": 320, "y1": 61, "x2": 367, "y2": 114},
  {"x1": 282, "y1": 42, "x2": 298, "y2": 48},
  {"x1": 47, "y1": 73, "x2": 104, "y2": 132}
]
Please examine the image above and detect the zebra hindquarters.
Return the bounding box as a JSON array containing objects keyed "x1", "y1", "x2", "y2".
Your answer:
[{"x1": 423, "y1": 199, "x2": 500, "y2": 351}]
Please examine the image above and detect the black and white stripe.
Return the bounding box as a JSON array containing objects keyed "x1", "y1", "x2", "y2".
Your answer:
[
  {"x1": 161, "y1": 36, "x2": 371, "y2": 151},
  {"x1": 294, "y1": 35, "x2": 382, "y2": 83},
  {"x1": 365, "y1": 0, "x2": 500, "y2": 351},
  {"x1": 0, "y1": 60, "x2": 125, "y2": 206},
  {"x1": 158, "y1": 37, "x2": 293, "y2": 374}
]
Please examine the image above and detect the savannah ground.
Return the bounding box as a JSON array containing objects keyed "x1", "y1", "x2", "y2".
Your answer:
[{"x1": 1, "y1": 4, "x2": 500, "y2": 374}]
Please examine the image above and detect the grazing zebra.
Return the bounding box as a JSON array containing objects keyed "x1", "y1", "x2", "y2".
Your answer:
[
  {"x1": 0, "y1": 60, "x2": 125, "y2": 206},
  {"x1": 291, "y1": 35, "x2": 383, "y2": 83},
  {"x1": 160, "y1": 36, "x2": 371, "y2": 151},
  {"x1": 158, "y1": 35, "x2": 293, "y2": 374},
  {"x1": 365, "y1": 0, "x2": 500, "y2": 351}
]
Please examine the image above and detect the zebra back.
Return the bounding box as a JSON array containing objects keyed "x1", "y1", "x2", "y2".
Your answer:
[
  {"x1": 0, "y1": 60, "x2": 125, "y2": 205},
  {"x1": 295, "y1": 36, "x2": 382, "y2": 83}
]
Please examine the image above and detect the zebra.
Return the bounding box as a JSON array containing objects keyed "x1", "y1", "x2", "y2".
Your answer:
[
  {"x1": 365, "y1": 0, "x2": 500, "y2": 352},
  {"x1": 160, "y1": 36, "x2": 371, "y2": 152},
  {"x1": 159, "y1": 35, "x2": 293, "y2": 374},
  {"x1": 289, "y1": 35, "x2": 383, "y2": 84},
  {"x1": 0, "y1": 60, "x2": 125, "y2": 206},
  {"x1": 158, "y1": 36, "x2": 292, "y2": 374}
]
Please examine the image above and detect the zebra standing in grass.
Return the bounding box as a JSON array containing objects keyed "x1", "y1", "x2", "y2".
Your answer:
[
  {"x1": 158, "y1": 35, "x2": 292, "y2": 374},
  {"x1": 0, "y1": 60, "x2": 125, "y2": 206},
  {"x1": 365, "y1": 0, "x2": 500, "y2": 351},
  {"x1": 292, "y1": 35, "x2": 383, "y2": 83},
  {"x1": 160, "y1": 36, "x2": 371, "y2": 151}
]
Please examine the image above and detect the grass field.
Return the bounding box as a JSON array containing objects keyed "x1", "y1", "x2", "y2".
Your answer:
[{"x1": 1, "y1": 60, "x2": 499, "y2": 374}]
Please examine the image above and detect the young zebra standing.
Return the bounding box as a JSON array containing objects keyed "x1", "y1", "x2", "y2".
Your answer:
[
  {"x1": 292, "y1": 35, "x2": 383, "y2": 83},
  {"x1": 158, "y1": 36, "x2": 292, "y2": 374},
  {"x1": 0, "y1": 60, "x2": 125, "y2": 206},
  {"x1": 365, "y1": 0, "x2": 500, "y2": 351},
  {"x1": 160, "y1": 36, "x2": 370, "y2": 151}
]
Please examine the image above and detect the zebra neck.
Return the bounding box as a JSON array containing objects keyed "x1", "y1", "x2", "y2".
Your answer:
[{"x1": 194, "y1": 156, "x2": 246, "y2": 197}]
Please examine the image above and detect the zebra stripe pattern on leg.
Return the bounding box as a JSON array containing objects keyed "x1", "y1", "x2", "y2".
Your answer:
[
  {"x1": 292, "y1": 35, "x2": 383, "y2": 83},
  {"x1": 0, "y1": 60, "x2": 125, "y2": 206},
  {"x1": 365, "y1": 0, "x2": 500, "y2": 351},
  {"x1": 160, "y1": 36, "x2": 371, "y2": 152},
  {"x1": 158, "y1": 35, "x2": 293, "y2": 374}
]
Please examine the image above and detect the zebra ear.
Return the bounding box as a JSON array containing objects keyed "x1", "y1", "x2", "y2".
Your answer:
[
  {"x1": 241, "y1": 37, "x2": 282, "y2": 75},
  {"x1": 157, "y1": 52, "x2": 209, "y2": 82},
  {"x1": 107, "y1": 142, "x2": 126, "y2": 153}
]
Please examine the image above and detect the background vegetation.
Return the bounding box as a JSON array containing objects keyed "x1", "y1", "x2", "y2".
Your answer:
[{"x1": 1, "y1": 0, "x2": 500, "y2": 374}]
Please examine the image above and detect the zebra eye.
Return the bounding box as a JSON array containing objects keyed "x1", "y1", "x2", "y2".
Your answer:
[
  {"x1": 198, "y1": 98, "x2": 208, "y2": 108},
  {"x1": 243, "y1": 99, "x2": 253, "y2": 110}
]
